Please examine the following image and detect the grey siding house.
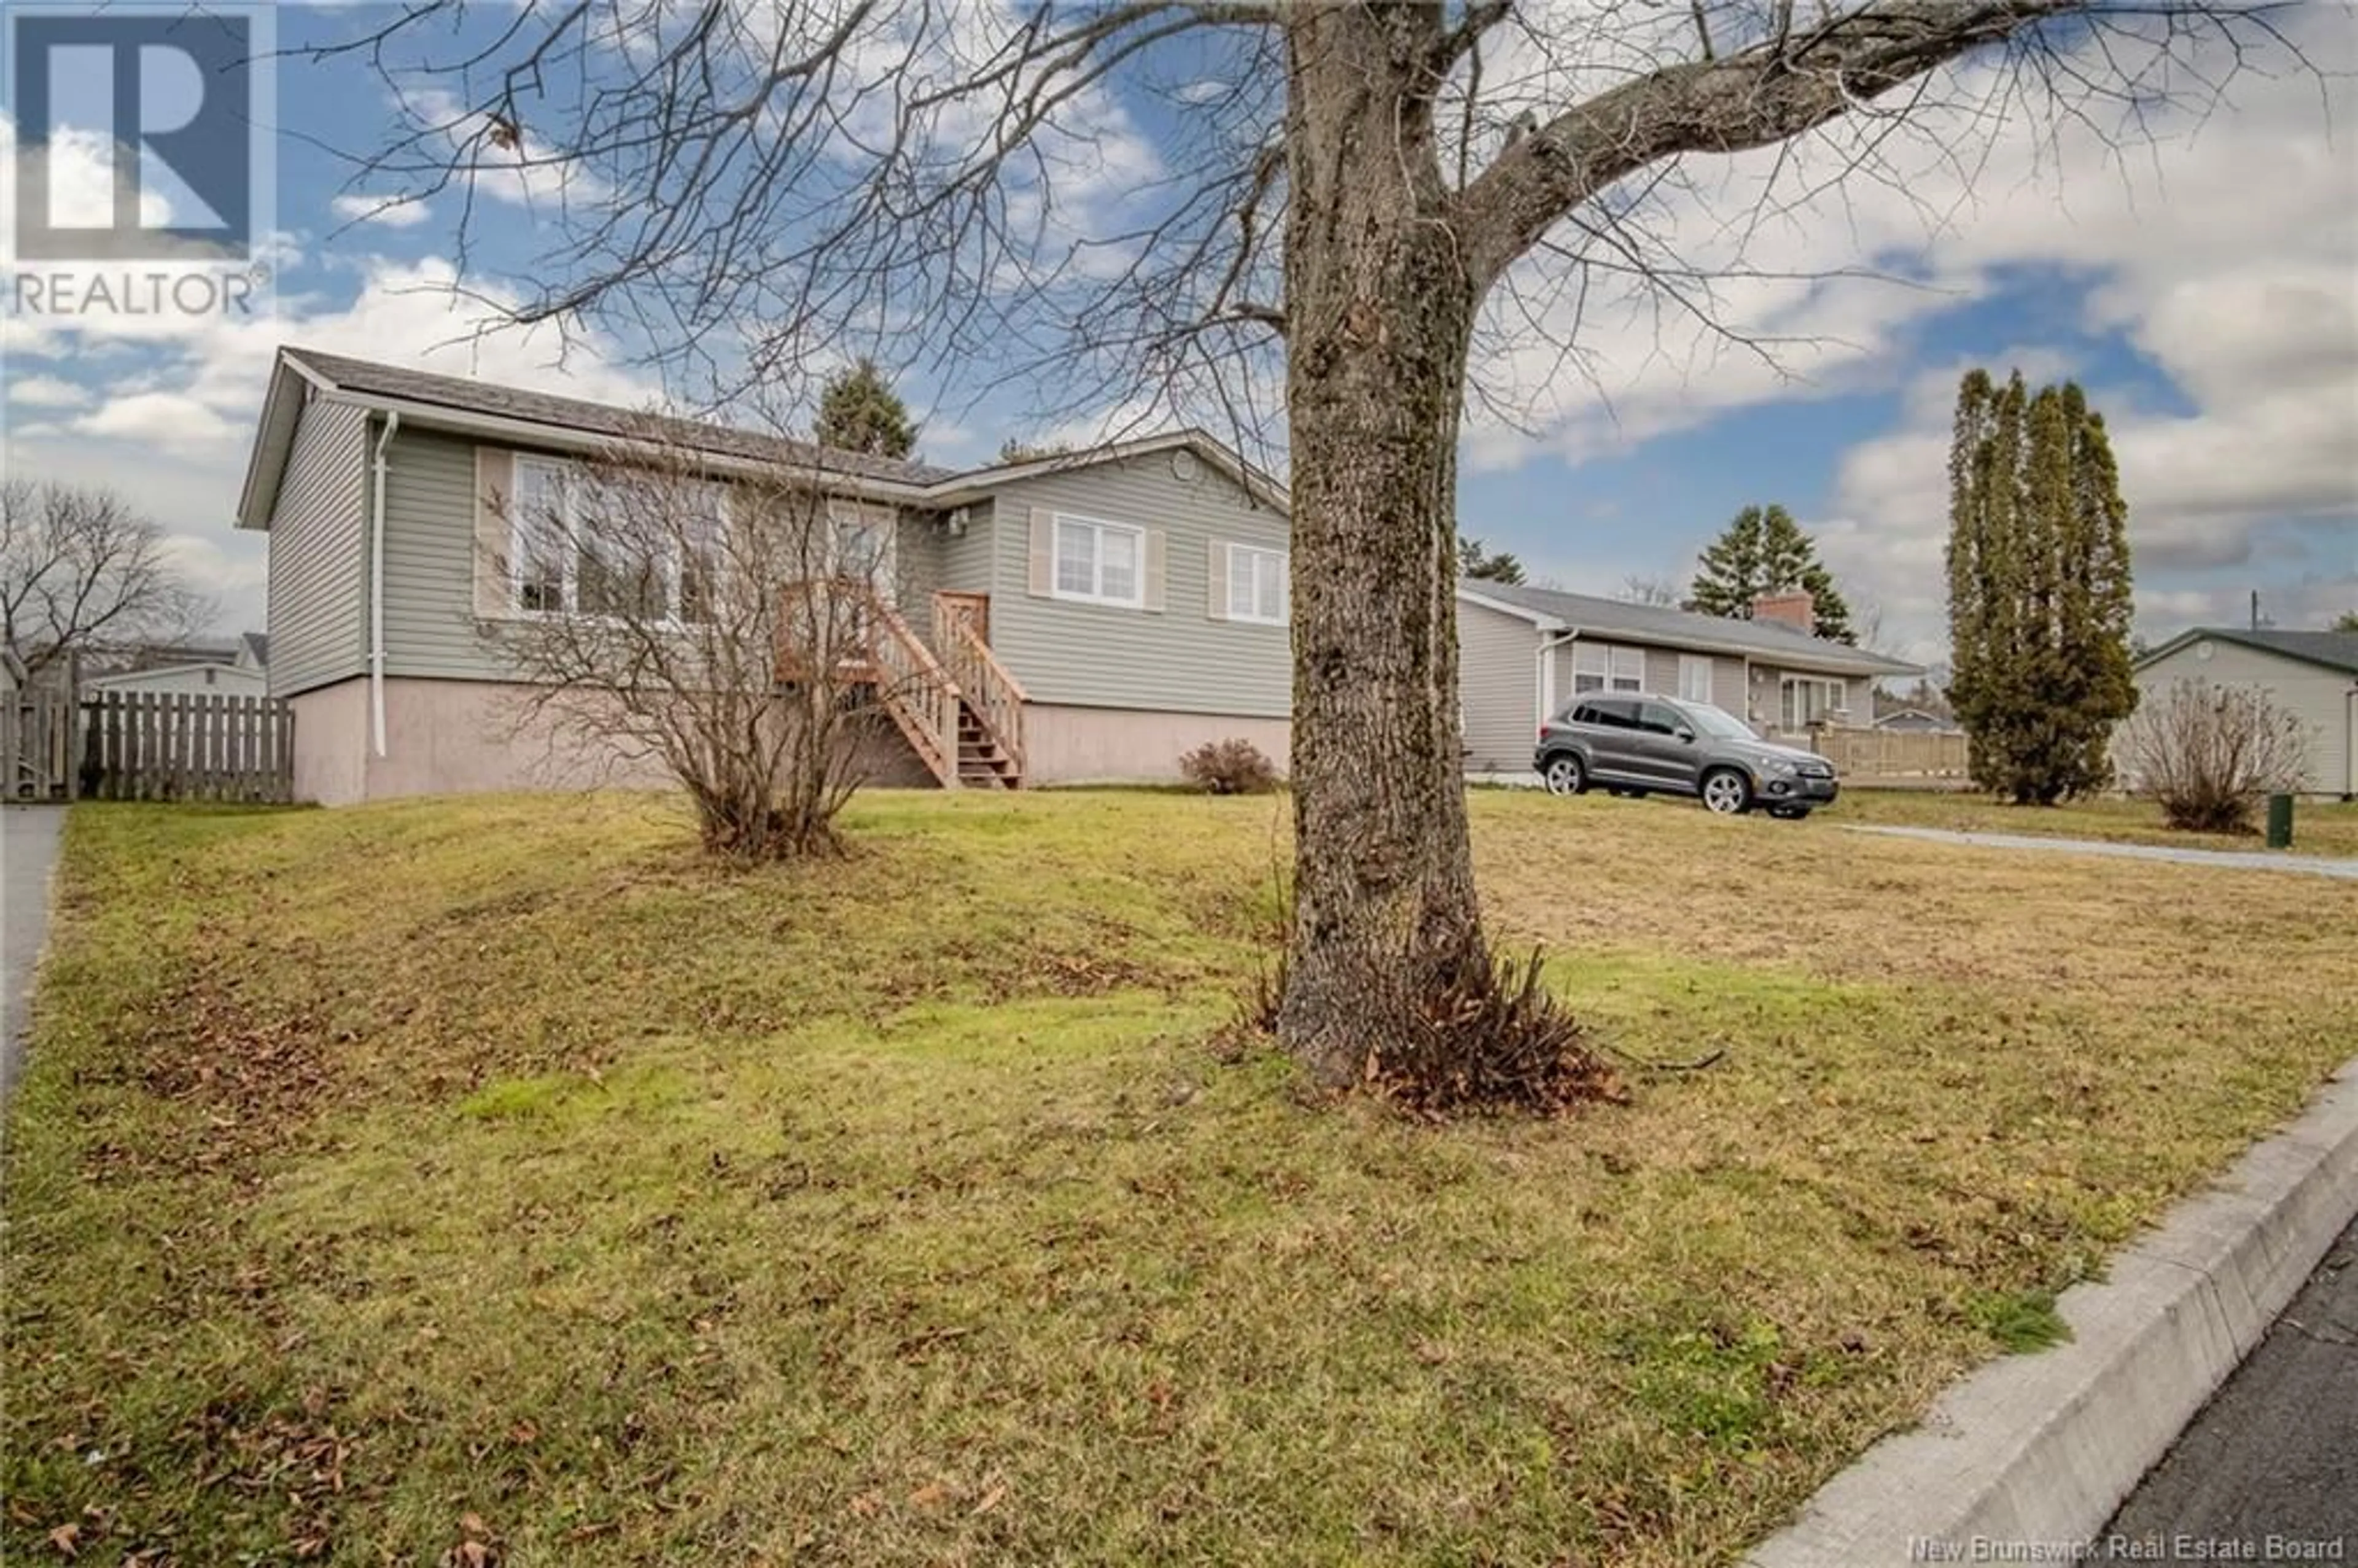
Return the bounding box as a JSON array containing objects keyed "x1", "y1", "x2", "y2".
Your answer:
[
  {"x1": 236, "y1": 347, "x2": 1291, "y2": 805},
  {"x1": 1457, "y1": 582, "x2": 1920, "y2": 775},
  {"x1": 2132, "y1": 629, "x2": 2358, "y2": 799}
]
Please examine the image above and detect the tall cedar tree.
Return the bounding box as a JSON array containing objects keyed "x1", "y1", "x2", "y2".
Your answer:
[
  {"x1": 1685, "y1": 503, "x2": 1856, "y2": 642},
  {"x1": 1457, "y1": 537, "x2": 1527, "y2": 584},
  {"x1": 813, "y1": 359, "x2": 918, "y2": 459},
  {"x1": 1946, "y1": 370, "x2": 2138, "y2": 802}
]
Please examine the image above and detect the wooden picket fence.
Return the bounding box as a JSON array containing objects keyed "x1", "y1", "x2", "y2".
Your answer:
[
  {"x1": 1808, "y1": 723, "x2": 1972, "y2": 788},
  {"x1": 2, "y1": 690, "x2": 78, "y2": 802},
  {"x1": 3, "y1": 690, "x2": 297, "y2": 803}
]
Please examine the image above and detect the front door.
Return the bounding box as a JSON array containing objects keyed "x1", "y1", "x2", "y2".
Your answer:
[{"x1": 936, "y1": 591, "x2": 990, "y2": 645}]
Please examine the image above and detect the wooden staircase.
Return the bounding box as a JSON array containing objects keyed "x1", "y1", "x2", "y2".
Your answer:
[
  {"x1": 954, "y1": 704, "x2": 1020, "y2": 787},
  {"x1": 859, "y1": 594, "x2": 1026, "y2": 790}
]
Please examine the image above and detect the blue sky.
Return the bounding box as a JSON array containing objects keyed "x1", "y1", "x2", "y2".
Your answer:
[{"x1": 4, "y1": 0, "x2": 2352, "y2": 669}]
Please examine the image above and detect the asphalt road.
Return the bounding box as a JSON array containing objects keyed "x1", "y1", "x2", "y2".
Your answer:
[
  {"x1": 2098, "y1": 1218, "x2": 2358, "y2": 1561},
  {"x1": 1, "y1": 804, "x2": 65, "y2": 1147},
  {"x1": 1838, "y1": 823, "x2": 2358, "y2": 880}
]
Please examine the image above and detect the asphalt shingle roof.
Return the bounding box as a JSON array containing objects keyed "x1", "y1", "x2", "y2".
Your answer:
[
  {"x1": 284, "y1": 347, "x2": 959, "y2": 486},
  {"x1": 1463, "y1": 580, "x2": 1920, "y2": 676},
  {"x1": 2143, "y1": 628, "x2": 2358, "y2": 678}
]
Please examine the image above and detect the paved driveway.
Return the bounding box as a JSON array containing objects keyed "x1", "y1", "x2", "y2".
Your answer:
[
  {"x1": 2, "y1": 805, "x2": 66, "y2": 1145},
  {"x1": 1838, "y1": 823, "x2": 2358, "y2": 880}
]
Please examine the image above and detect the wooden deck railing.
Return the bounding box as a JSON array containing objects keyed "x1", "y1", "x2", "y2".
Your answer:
[
  {"x1": 934, "y1": 594, "x2": 1027, "y2": 780},
  {"x1": 774, "y1": 581, "x2": 1026, "y2": 790},
  {"x1": 860, "y1": 599, "x2": 964, "y2": 788}
]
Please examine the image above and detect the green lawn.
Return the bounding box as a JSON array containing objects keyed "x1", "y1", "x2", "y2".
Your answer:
[
  {"x1": 5, "y1": 790, "x2": 2354, "y2": 1567},
  {"x1": 1824, "y1": 787, "x2": 2358, "y2": 858}
]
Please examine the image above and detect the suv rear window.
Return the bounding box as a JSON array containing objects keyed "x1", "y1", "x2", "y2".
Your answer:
[{"x1": 1579, "y1": 699, "x2": 1637, "y2": 729}]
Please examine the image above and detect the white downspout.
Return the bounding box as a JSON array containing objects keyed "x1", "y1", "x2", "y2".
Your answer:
[
  {"x1": 368, "y1": 410, "x2": 399, "y2": 757},
  {"x1": 1536, "y1": 627, "x2": 1579, "y2": 732}
]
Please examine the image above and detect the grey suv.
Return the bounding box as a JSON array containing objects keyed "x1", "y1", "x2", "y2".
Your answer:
[{"x1": 1535, "y1": 693, "x2": 1838, "y2": 818}]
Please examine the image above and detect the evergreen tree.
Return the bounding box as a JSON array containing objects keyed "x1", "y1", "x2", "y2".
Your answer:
[
  {"x1": 1945, "y1": 369, "x2": 2137, "y2": 804},
  {"x1": 1686, "y1": 507, "x2": 1766, "y2": 619},
  {"x1": 813, "y1": 359, "x2": 918, "y2": 459},
  {"x1": 1456, "y1": 537, "x2": 1527, "y2": 584},
  {"x1": 2333, "y1": 611, "x2": 2358, "y2": 634},
  {"x1": 1686, "y1": 503, "x2": 1854, "y2": 642}
]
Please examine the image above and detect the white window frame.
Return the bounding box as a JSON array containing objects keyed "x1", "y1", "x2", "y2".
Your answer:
[
  {"x1": 510, "y1": 454, "x2": 723, "y2": 626},
  {"x1": 1571, "y1": 643, "x2": 1605, "y2": 694},
  {"x1": 1780, "y1": 674, "x2": 1846, "y2": 730},
  {"x1": 1226, "y1": 544, "x2": 1289, "y2": 624},
  {"x1": 1051, "y1": 513, "x2": 1146, "y2": 608},
  {"x1": 825, "y1": 498, "x2": 898, "y2": 602},
  {"x1": 1574, "y1": 642, "x2": 1645, "y2": 694},
  {"x1": 1679, "y1": 653, "x2": 1714, "y2": 704}
]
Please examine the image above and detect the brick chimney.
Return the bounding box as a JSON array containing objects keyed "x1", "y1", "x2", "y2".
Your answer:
[{"x1": 1751, "y1": 589, "x2": 1815, "y2": 631}]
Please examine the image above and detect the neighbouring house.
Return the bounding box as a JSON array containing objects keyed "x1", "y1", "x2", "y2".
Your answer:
[
  {"x1": 2132, "y1": 628, "x2": 2358, "y2": 799},
  {"x1": 1873, "y1": 707, "x2": 1958, "y2": 733},
  {"x1": 236, "y1": 347, "x2": 1293, "y2": 805},
  {"x1": 82, "y1": 633, "x2": 270, "y2": 699},
  {"x1": 1457, "y1": 582, "x2": 1921, "y2": 775}
]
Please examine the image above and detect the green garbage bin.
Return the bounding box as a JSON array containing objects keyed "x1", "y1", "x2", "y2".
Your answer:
[{"x1": 2265, "y1": 793, "x2": 2294, "y2": 849}]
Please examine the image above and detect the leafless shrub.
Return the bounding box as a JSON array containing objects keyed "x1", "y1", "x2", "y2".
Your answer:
[
  {"x1": 2121, "y1": 679, "x2": 2311, "y2": 834},
  {"x1": 483, "y1": 431, "x2": 914, "y2": 862},
  {"x1": 2, "y1": 478, "x2": 216, "y2": 675},
  {"x1": 1180, "y1": 737, "x2": 1281, "y2": 796}
]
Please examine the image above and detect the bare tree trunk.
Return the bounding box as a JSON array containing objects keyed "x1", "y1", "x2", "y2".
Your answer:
[{"x1": 1277, "y1": 6, "x2": 1490, "y2": 1087}]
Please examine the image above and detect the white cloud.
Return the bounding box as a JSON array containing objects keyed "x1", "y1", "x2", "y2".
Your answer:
[
  {"x1": 73, "y1": 392, "x2": 244, "y2": 451},
  {"x1": 330, "y1": 193, "x2": 432, "y2": 229},
  {"x1": 1456, "y1": 6, "x2": 2356, "y2": 658},
  {"x1": 4, "y1": 375, "x2": 90, "y2": 408}
]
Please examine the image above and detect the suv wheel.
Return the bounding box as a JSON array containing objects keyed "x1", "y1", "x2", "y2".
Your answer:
[
  {"x1": 1543, "y1": 754, "x2": 1587, "y2": 796},
  {"x1": 1700, "y1": 767, "x2": 1752, "y2": 815}
]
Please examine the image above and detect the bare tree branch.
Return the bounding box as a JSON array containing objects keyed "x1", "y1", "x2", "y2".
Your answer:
[
  {"x1": 1, "y1": 479, "x2": 216, "y2": 676},
  {"x1": 1458, "y1": 1, "x2": 2079, "y2": 285}
]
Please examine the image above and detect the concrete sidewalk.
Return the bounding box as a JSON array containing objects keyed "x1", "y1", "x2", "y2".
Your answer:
[
  {"x1": 1838, "y1": 823, "x2": 2358, "y2": 880},
  {"x1": 2, "y1": 805, "x2": 66, "y2": 1146}
]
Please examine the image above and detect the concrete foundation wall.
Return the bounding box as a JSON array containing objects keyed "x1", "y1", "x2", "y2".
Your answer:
[
  {"x1": 1024, "y1": 703, "x2": 1291, "y2": 785},
  {"x1": 300, "y1": 680, "x2": 1289, "y2": 801},
  {"x1": 289, "y1": 679, "x2": 370, "y2": 805},
  {"x1": 297, "y1": 676, "x2": 940, "y2": 804},
  {"x1": 364, "y1": 678, "x2": 677, "y2": 800}
]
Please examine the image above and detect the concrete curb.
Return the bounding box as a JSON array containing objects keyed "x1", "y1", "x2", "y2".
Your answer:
[{"x1": 1743, "y1": 1055, "x2": 2358, "y2": 1567}]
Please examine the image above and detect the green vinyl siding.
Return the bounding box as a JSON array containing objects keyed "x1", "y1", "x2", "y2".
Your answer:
[
  {"x1": 265, "y1": 397, "x2": 369, "y2": 696},
  {"x1": 379, "y1": 427, "x2": 514, "y2": 681},
  {"x1": 979, "y1": 458, "x2": 1290, "y2": 718}
]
